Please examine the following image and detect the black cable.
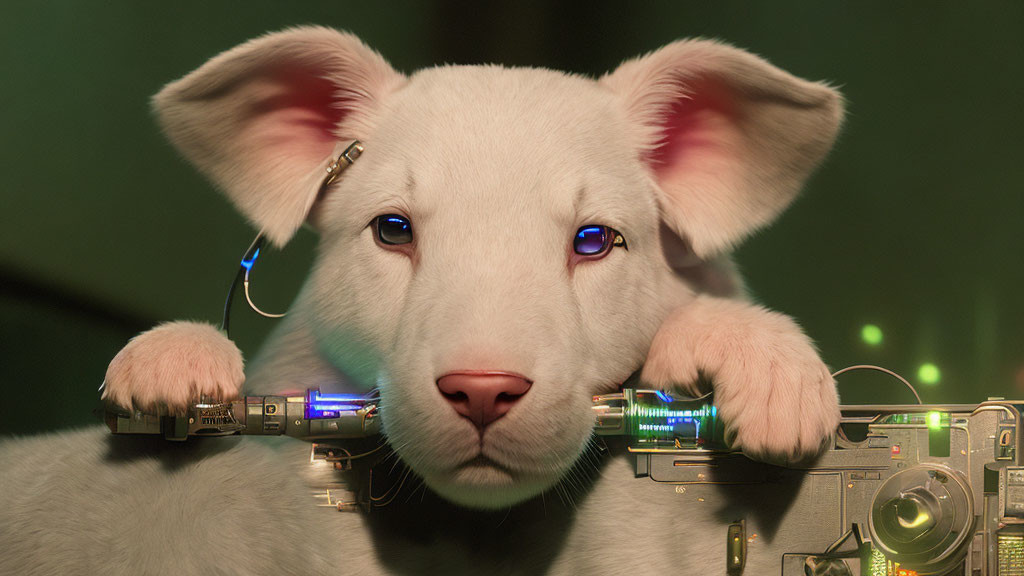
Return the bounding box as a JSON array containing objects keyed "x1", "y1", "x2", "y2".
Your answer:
[{"x1": 220, "y1": 234, "x2": 265, "y2": 338}]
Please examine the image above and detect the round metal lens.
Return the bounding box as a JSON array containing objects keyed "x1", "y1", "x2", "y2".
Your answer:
[
  {"x1": 574, "y1": 226, "x2": 608, "y2": 255},
  {"x1": 377, "y1": 215, "x2": 412, "y2": 245}
]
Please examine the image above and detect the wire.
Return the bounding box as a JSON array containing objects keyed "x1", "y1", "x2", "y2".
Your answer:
[
  {"x1": 220, "y1": 142, "x2": 364, "y2": 339},
  {"x1": 343, "y1": 442, "x2": 388, "y2": 462},
  {"x1": 220, "y1": 234, "x2": 264, "y2": 338},
  {"x1": 370, "y1": 466, "x2": 413, "y2": 507},
  {"x1": 831, "y1": 364, "x2": 922, "y2": 404},
  {"x1": 243, "y1": 238, "x2": 286, "y2": 320}
]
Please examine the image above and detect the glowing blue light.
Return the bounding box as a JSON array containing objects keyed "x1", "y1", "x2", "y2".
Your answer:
[
  {"x1": 655, "y1": 390, "x2": 674, "y2": 403},
  {"x1": 310, "y1": 390, "x2": 367, "y2": 402},
  {"x1": 241, "y1": 248, "x2": 260, "y2": 271},
  {"x1": 305, "y1": 389, "x2": 371, "y2": 419},
  {"x1": 309, "y1": 403, "x2": 361, "y2": 411}
]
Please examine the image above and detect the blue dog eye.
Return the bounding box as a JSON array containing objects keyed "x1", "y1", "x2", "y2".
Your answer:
[
  {"x1": 376, "y1": 214, "x2": 413, "y2": 245},
  {"x1": 574, "y1": 226, "x2": 608, "y2": 255},
  {"x1": 573, "y1": 225, "x2": 627, "y2": 257}
]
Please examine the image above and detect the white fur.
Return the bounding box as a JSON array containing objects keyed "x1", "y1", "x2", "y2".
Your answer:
[
  {"x1": 102, "y1": 321, "x2": 244, "y2": 414},
  {"x1": 3, "y1": 27, "x2": 844, "y2": 574},
  {"x1": 642, "y1": 296, "x2": 840, "y2": 464},
  {"x1": 152, "y1": 26, "x2": 406, "y2": 247}
]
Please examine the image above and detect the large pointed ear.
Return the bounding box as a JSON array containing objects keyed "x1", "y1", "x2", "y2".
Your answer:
[
  {"x1": 601, "y1": 40, "x2": 844, "y2": 258},
  {"x1": 153, "y1": 26, "x2": 406, "y2": 246}
]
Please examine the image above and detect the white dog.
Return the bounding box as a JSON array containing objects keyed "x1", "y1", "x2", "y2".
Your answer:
[{"x1": 1, "y1": 27, "x2": 843, "y2": 574}]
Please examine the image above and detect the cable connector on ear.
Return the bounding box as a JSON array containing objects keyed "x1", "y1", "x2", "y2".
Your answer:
[
  {"x1": 221, "y1": 140, "x2": 366, "y2": 337},
  {"x1": 324, "y1": 140, "x2": 364, "y2": 187}
]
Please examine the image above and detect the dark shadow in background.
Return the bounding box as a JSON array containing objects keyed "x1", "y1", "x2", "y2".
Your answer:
[{"x1": 0, "y1": 267, "x2": 150, "y2": 435}]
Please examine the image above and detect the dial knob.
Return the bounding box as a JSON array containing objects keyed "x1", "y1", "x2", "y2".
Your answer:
[{"x1": 868, "y1": 464, "x2": 974, "y2": 575}]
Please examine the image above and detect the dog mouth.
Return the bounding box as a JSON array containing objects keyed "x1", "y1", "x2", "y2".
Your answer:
[
  {"x1": 427, "y1": 451, "x2": 557, "y2": 508},
  {"x1": 449, "y1": 453, "x2": 520, "y2": 485},
  {"x1": 458, "y1": 454, "x2": 514, "y2": 473}
]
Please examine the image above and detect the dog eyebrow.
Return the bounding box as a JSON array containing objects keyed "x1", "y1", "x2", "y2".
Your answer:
[
  {"x1": 572, "y1": 184, "x2": 586, "y2": 220},
  {"x1": 405, "y1": 168, "x2": 416, "y2": 201}
]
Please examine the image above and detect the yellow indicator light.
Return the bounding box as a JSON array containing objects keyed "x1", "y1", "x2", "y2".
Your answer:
[
  {"x1": 918, "y1": 363, "x2": 941, "y2": 385},
  {"x1": 861, "y1": 324, "x2": 883, "y2": 346},
  {"x1": 898, "y1": 511, "x2": 932, "y2": 529}
]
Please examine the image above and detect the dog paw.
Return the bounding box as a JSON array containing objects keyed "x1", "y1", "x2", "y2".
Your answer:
[
  {"x1": 640, "y1": 307, "x2": 704, "y2": 398},
  {"x1": 102, "y1": 321, "x2": 244, "y2": 414},
  {"x1": 643, "y1": 297, "x2": 840, "y2": 465}
]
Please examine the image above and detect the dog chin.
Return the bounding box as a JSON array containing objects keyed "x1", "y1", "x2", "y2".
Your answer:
[{"x1": 422, "y1": 460, "x2": 558, "y2": 509}]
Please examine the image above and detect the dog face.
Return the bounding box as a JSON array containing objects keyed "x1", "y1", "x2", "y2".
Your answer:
[
  {"x1": 153, "y1": 27, "x2": 841, "y2": 508},
  {"x1": 308, "y1": 66, "x2": 670, "y2": 505}
]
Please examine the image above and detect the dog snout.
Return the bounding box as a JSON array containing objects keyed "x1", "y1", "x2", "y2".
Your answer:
[{"x1": 436, "y1": 371, "x2": 533, "y2": 430}]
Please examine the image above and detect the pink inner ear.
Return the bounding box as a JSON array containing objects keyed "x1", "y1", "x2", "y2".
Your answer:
[
  {"x1": 242, "y1": 68, "x2": 345, "y2": 165},
  {"x1": 649, "y1": 79, "x2": 740, "y2": 179}
]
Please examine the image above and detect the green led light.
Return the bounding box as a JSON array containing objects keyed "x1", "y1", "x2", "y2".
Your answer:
[
  {"x1": 918, "y1": 363, "x2": 941, "y2": 385},
  {"x1": 861, "y1": 324, "x2": 883, "y2": 346},
  {"x1": 927, "y1": 411, "x2": 942, "y2": 430},
  {"x1": 869, "y1": 548, "x2": 887, "y2": 576}
]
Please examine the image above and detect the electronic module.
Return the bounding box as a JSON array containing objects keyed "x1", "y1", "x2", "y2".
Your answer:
[{"x1": 107, "y1": 389, "x2": 1024, "y2": 575}]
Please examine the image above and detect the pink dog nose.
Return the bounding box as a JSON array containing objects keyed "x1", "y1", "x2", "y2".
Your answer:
[{"x1": 436, "y1": 371, "x2": 533, "y2": 430}]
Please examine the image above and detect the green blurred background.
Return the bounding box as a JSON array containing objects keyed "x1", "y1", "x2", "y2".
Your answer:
[{"x1": 2, "y1": 1, "x2": 1022, "y2": 435}]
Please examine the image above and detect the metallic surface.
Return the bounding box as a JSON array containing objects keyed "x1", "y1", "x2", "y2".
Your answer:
[
  {"x1": 108, "y1": 390, "x2": 1024, "y2": 574},
  {"x1": 596, "y1": 400, "x2": 1024, "y2": 575},
  {"x1": 105, "y1": 391, "x2": 381, "y2": 441}
]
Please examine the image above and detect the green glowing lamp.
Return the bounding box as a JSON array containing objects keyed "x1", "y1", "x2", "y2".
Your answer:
[
  {"x1": 927, "y1": 411, "x2": 950, "y2": 457},
  {"x1": 918, "y1": 363, "x2": 941, "y2": 385},
  {"x1": 861, "y1": 324, "x2": 883, "y2": 346}
]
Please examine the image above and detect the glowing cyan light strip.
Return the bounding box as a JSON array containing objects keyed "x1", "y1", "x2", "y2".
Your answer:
[
  {"x1": 628, "y1": 397, "x2": 718, "y2": 442},
  {"x1": 241, "y1": 248, "x2": 260, "y2": 271}
]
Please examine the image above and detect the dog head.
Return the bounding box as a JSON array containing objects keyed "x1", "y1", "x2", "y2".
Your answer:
[{"x1": 154, "y1": 27, "x2": 842, "y2": 508}]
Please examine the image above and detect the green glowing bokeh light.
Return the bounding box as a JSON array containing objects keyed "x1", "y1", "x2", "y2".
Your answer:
[
  {"x1": 918, "y1": 363, "x2": 941, "y2": 385},
  {"x1": 861, "y1": 324, "x2": 883, "y2": 346}
]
